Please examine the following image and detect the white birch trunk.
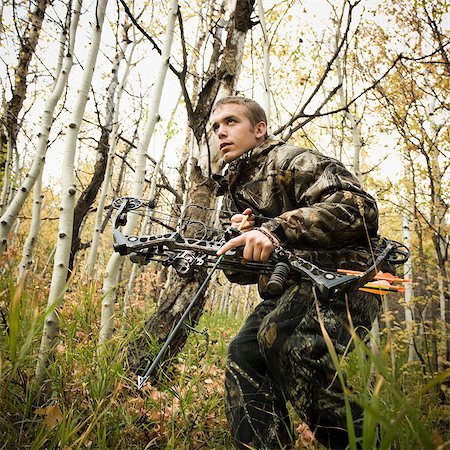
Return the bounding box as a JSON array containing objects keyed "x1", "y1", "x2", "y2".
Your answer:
[
  {"x1": 0, "y1": 1, "x2": 4, "y2": 41},
  {"x1": 98, "y1": 0, "x2": 179, "y2": 347},
  {"x1": 381, "y1": 297, "x2": 396, "y2": 371},
  {"x1": 348, "y1": 111, "x2": 363, "y2": 183},
  {"x1": 227, "y1": 284, "x2": 236, "y2": 317},
  {"x1": 35, "y1": 0, "x2": 108, "y2": 387},
  {"x1": 85, "y1": 32, "x2": 137, "y2": 280},
  {"x1": 426, "y1": 98, "x2": 449, "y2": 366},
  {"x1": 337, "y1": 70, "x2": 363, "y2": 183},
  {"x1": 0, "y1": 0, "x2": 83, "y2": 258},
  {"x1": 256, "y1": 0, "x2": 271, "y2": 131},
  {"x1": 158, "y1": 266, "x2": 175, "y2": 309},
  {"x1": 123, "y1": 97, "x2": 179, "y2": 310},
  {"x1": 402, "y1": 199, "x2": 415, "y2": 361},
  {"x1": 243, "y1": 284, "x2": 254, "y2": 316},
  {"x1": 369, "y1": 317, "x2": 380, "y2": 381},
  {"x1": 219, "y1": 281, "x2": 231, "y2": 314},
  {"x1": 0, "y1": 135, "x2": 12, "y2": 213},
  {"x1": 17, "y1": 168, "x2": 43, "y2": 279},
  {"x1": 11, "y1": 138, "x2": 20, "y2": 203},
  {"x1": 17, "y1": 5, "x2": 76, "y2": 280},
  {"x1": 438, "y1": 275, "x2": 446, "y2": 323},
  {"x1": 332, "y1": 5, "x2": 363, "y2": 182},
  {"x1": 40, "y1": 245, "x2": 56, "y2": 278}
]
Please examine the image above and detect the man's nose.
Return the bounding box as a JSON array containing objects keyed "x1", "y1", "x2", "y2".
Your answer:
[{"x1": 216, "y1": 124, "x2": 227, "y2": 137}]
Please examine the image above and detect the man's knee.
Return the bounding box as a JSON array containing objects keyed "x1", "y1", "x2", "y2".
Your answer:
[
  {"x1": 227, "y1": 331, "x2": 262, "y2": 369},
  {"x1": 227, "y1": 334, "x2": 244, "y2": 364},
  {"x1": 257, "y1": 320, "x2": 320, "y2": 363}
]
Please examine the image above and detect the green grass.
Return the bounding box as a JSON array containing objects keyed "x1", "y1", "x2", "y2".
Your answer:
[
  {"x1": 334, "y1": 320, "x2": 450, "y2": 450},
  {"x1": 0, "y1": 276, "x2": 449, "y2": 449}
]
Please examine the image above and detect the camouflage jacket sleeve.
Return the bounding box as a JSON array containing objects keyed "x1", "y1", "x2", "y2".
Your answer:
[{"x1": 260, "y1": 150, "x2": 379, "y2": 250}]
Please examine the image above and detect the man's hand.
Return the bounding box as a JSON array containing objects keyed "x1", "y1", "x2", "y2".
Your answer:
[
  {"x1": 230, "y1": 207, "x2": 255, "y2": 231},
  {"x1": 217, "y1": 228, "x2": 278, "y2": 263}
]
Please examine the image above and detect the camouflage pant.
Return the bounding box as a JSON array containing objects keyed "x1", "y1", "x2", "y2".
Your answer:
[{"x1": 224, "y1": 283, "x2": 380, "y2": 450}]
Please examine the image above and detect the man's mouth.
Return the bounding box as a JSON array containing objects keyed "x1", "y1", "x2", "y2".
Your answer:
[{"x1": 220, "y1": 142, "x2": 232, "y2": 151}]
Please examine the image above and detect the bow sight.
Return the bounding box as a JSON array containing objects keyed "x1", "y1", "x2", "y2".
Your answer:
[{"x1": 111, "y1": 196, "x2": 410, "y2": 388}]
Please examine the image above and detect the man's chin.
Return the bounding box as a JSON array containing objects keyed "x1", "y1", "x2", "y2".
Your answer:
[
  {"x1": 222, "y1": 152, "x2": 236, "y2": 163},
  {"x1": 222, "y1": 148, "x2": 249, "y2": 163}
]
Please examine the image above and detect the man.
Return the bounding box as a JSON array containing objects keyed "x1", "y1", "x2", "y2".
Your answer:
[{"x1": 210, "y1": 96, "x2": 385, "y2": 449}]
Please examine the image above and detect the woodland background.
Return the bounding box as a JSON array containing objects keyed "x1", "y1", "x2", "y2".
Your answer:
[{"x1": 0, "y1": 0, "x2": 449, "y2": 448}]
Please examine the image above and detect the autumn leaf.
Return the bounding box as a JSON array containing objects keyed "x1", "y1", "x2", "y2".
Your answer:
[
  {"x1": 208, "y1": 364, "x2": 220, "y2": 376},
  {"x1": 35, "y1": 404, "x2": 63, "y2": 430}
]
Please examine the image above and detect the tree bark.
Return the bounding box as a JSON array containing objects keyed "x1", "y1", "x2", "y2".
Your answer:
[
  {"x1": 17, "y1": 167, "x2": 43, "y2": 279},
  {"x1": 69, "y1": 21, "x2": 133, "y2": 273},
  {"x1": 0, "y1": 0, "x2": 82, "y2": 258},
  {"x1": 85, "y1": 33, "x2": 137, "y2": 279},
  {"x1": 402, "y1": 197, "x2": 416, "y2": 362},
  {"x1": 256, "y1": 0, "x2": 271, "y2": 131}
]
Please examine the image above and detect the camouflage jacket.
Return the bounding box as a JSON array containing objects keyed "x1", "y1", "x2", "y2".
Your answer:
[{"x1": 214, "y1": 136, "x2": 388, "y2": 288}]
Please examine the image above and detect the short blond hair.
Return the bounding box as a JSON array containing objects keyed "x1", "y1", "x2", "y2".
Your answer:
[{"x1": 212, "y1": 96, "x2": 267, "y2": 128}]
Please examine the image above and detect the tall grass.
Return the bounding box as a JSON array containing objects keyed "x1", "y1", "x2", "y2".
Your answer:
[
  {"x1": 316, "y1": 297, "x2": 450, "y2": 450},
  {"x1": 0, "y1": 274, "x2": 449, "y2": 449}
]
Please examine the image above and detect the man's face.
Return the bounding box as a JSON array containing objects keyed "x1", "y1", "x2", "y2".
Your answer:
[{"x1": 211, "y1": 103, "x2": 266, "y2": 163}]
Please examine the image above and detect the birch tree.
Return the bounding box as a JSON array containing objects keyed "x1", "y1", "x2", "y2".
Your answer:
[
  {"x1": 0, "y1": 0, "x2": 51, "y2": 209},
  {"x1": 256, "y1": 0, "x2": 271, "y2": 130},
  {"x1": 328, "y1": 0, "x2": 364, "y2": 181},
  {"x1": 68, "y1": 20, "x2": 132, "y2": 273},
  {"x1": 17, "y1": 168, "x2": 43, "y2": 279},
  {"x1": 98, "y1": 0, "x2": 179, "y2": 347},
  {"x1": 1, "y1": 0, "x2": 83, "y2": 262},
  {"x1": 35, "y1": 0, "x2": 109, "y2": 391},
  {"x1": 17, "y1": 6, "x2": 71, "y2": 279},
  {"x1": 85, "y1": 33, "x2": 138, "y2": 280},
  {"x1": 402, "y1": 192, "x2": 416, "y2": 362}
]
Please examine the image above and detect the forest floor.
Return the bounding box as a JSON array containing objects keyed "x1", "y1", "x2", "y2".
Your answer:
[{"x1": 1, "y1": 291, "x2": 449, "y2": 449}]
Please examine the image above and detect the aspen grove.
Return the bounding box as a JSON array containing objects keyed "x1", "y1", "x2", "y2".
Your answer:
[{"x1": 0, "y1": 0, "x2": 448, "y2": 448}]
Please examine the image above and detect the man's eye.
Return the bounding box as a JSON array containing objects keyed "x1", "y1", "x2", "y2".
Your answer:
[{"x1": 227, "y1": 118, "x2": 236, "y2": 124}]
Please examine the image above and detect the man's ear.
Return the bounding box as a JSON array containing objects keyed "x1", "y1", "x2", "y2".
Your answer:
[{"x1": 255, "y1": 121, "x2": 267, "y2": 139}]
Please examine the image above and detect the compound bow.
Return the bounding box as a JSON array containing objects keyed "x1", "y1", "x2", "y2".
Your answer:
[{"x1": 111, "y1": 197, "x2": 410, "y2": 388}]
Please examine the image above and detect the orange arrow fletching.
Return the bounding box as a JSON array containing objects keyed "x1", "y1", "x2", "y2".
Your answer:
[
  {"x1": 359, "y1": 287, "x2": 389, "y2": 295},
  {"x1": 337, "y1": 269, "x2": 410, "y2": 284}
]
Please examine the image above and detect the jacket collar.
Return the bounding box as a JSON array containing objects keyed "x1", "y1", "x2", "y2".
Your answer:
[
  {"x1": 229, "y1": 135, "x2": 282, "y2": 170},
  {"x1": 213, "y1": 135, "x2": 284, "y2": 195}
]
